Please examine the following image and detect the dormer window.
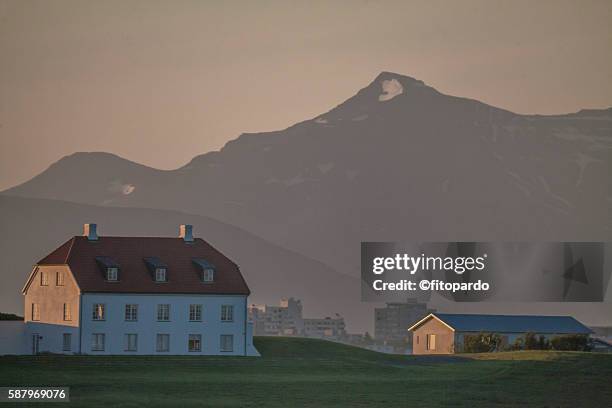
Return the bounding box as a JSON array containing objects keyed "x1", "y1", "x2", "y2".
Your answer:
[
  {"x1": 95, "y1": 257, "x2": 120, "y2": 282},
  {"x1": 202, "y1": 268, "x2": 214, "y2": 283},
  {"x1": 106, "y1": 267, "x2": 118, "y2": 281},
  {"x1": 155, "y1": 268, "x2": 167, "y2": 282},
  {"x1": 192, "y1": 258, "x2": 216, "y2": 283},
  {"x1": 144, "y1": 257, "x2": 168, "y2": 283}
]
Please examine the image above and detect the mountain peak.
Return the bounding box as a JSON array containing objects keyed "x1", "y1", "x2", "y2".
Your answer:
[
  {"x1": 373, "y1": 71, "x2": 423, "y2": 84},
  {"x1": 313, "y1": 71, "x2": 435, "y2": 115},
  {"x1": 301, "y1": 71, "x2": 446, "y2": 125},
  {"x1": 361, "y1": 71, "x2": 434, "y2": 101}
]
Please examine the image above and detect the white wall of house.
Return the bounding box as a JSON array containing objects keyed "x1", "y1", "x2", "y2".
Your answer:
[
  {"x1": 25, "y1": 322, "x2": 79, "y2": 354},
  {"x1": 79, "y1": 293, "x2": 252, "y2": 355},
  {"x1": 245, "y1": 320, "x2": 259, "y2": 356}
]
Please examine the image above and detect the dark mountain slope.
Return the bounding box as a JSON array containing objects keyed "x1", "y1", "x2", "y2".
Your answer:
[{"x1": 4, "y1": 72, "x2": 611, "y2": 278}]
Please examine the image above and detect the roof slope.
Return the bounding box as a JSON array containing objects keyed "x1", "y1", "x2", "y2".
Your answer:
[
  {"x1": 38, "y1": 237, "x2": 74, "y2": 264},
  {"x1": 36, "y1": 236, "x2": 250, "y2": 295},
  {"x1": 434, "y1": 313, "x2": 592, "y2": 334}
]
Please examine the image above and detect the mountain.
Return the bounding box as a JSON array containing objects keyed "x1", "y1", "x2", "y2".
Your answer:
[
  {"x1": 6, "y1": 72, "x2": 610, "y2": 279},
  {"x1": 0, "y1": 195, "x2": 372, "y2": 331}
]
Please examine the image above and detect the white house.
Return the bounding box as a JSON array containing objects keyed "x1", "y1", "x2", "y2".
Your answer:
[{"x1": 15, "y1": 223, "x2": 259, "y2": 356}]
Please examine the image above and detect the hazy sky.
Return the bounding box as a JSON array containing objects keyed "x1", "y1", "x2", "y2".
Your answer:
[{"x1": 1, "y1": 0, "x2": 611, "y2": 191}]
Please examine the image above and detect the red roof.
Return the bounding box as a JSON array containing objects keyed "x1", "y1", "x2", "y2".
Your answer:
[{"x1": 36, "y1": 236, "x2": 250, "y2": 295}]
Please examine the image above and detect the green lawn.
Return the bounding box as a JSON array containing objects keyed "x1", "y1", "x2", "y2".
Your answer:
[{"x1": 1, "y1": 337, "x2": 611, "y2": 407}]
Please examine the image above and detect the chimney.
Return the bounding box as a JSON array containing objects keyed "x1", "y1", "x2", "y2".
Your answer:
[
  {"x1": 83, "y1": 223, "x2": 98, "y2": 241},
  {"x1": 179, "y1": 224, "x2": 194, "y2": 242}
]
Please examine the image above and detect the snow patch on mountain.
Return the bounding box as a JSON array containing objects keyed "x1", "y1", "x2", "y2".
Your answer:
[
  {"x1": 285, "y1": 175, "x2": 306, "y2": 186},
  {"x1": 441, "y1": 179, "x2": 450, "y2": 193},
  {"x1": 379, "y1": 78, "x2": 403, "y2": 101},
  {"x1": 346, "y1": 170, "x2": 359, "y2": 181},
  {"x1": 537, "y1": 176, "x2": 572, "y2": 210},
  {"x1": 317, "y1": 163, "x2": 335, "y2": 174},
  {"x1": 122, "y1": 184, "x2": 135, "y2": 195},
  {"x1": 266, "y1": 175, "x2": 307, "y2": 186},
  {"x1": 108, "y1": 180, "x2": 136, "y2": 195},
  {"x1": 573, "y1": 153, "x2": 602, "y2": 186}
]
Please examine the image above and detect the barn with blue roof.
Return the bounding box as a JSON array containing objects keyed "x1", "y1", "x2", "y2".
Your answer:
[{"x1": 408, "y1": 313, "x2": 592, "y2": 354}]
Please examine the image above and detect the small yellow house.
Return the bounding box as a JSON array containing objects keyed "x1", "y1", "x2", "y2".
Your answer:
[{"x1": 408, "y1": 313, "x2": 592, "y2": 355}]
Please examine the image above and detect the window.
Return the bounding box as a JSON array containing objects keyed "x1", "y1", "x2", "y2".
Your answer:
[
  {"x1": 106, "y1": 267, "x2": 118, "y2": 281},
  {"x1": 188, "y1": 334, "x2": 202, "y2": 352},
  {"x1": 56, "y1": 271, "x2": 64, "y2": 286},
  {"x1": 62, "y1": 333, "x2": 72, "y2": 351},
  {"x1": 125, "y1": 304, "x2": 138, "y2": 321},
  {"x1": 189, "y1": 304, "x2": 202, "y2": 321},
  {"x1": 31, "y1": 303, "x2": 40, "y2": 321},
  {"x1": 91, "y1": 333, "x2": 105, "y2": 351},
  {"x1": 40, "y1": 271, "x2": 48, "y2": 286},
  {"x1": 426, "y1": 334, "x2": 436, "y2": 351},
  {"x1": 155, "y1": 268, "x2": 167, "y2": 282},
  {"x1": 63, "y1": 303, "x2": 71, "y2": 321},
  {"x1": 220, "y1": 334, "x2": 233, "y2": 352},
  {"x1": 92, "y1": 304, "x2": 105, "y2": 321},
  {"x1": 221, "y1": 305, "x2": 234, "y2": 322},
  {"x1": 202, "y1": 268, "x2": 214, "y2": 283},
  {"x1": 95, "y1": 257, "x2": 120, "y2": 281},
  {"x1": 157, "y1": 304, "x2": 170, "y2": 321},
  {"x1": 156, "y1": 334, "x2": 170, "y2": 352},
  {"x1": 125, "y1": 334, "x2": 138, "y2": 352},
  {"x1": 144, "y1": 258, "x2": 168, "y2": 282},
  {"x1": 193, "y1": 259, "x2": 215, "y2": 282}
]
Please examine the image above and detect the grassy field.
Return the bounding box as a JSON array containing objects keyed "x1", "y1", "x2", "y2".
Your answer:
[{"x1": 1, "y1": 337, "x2": 611, "y2": 407}]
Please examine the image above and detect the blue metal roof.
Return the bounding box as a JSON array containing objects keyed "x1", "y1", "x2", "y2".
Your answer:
[{"x1": 433, "y1": 313, "x2": 592, "y2": 334}]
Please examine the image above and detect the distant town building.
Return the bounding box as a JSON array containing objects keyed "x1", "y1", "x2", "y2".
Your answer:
[
  {"x1": 249, "y1": 297, "x2": 304, "y2": 336},
  {"x1": 365, "y1": 343, "x2": 395, "y2": 354},
  {"x1": 304, "y1": 316, "x2": 346, "y2": 339},
  {"x1": 589, "y1": 326, "x2": 612, "y2": 340},
  {"x1": 249, "y1": 298, "x2": 346, "y2": 340},
  {"x1": 590, "y1": 338, "x2": 612, "y2": 353},
  {"x1": 589, "y1": 326, "x2": 612, "y2": 352},
  {"x1": 343, "y1": 333, "x2": 367, "y2": 344},
  {"x1": 374, "y1": 299, "x2": 433, "y2": 346}
]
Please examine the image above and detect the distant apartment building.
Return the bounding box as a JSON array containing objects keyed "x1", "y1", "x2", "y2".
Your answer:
[
  {"x1": 590, "y1": 326, "x2": 612, "y2": 340},
  {"x1": 249, "y1": 297, "x2": 304, "y2": 336},
  {"x1": 374, "y1": 299, "x2": 433, "y2": 345},
  {"x1": 304, "y1": 316, "x2": 346, "y2": 339},
  {"x1": 249, "y1": 298, "x2": 346, "y2": 340},
  {"x1": 2, "y1": 224, "x2": 259, "y2": 356},
  {"x1": 589, "y1": 326, "x2": 612, "y2": 352}
]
